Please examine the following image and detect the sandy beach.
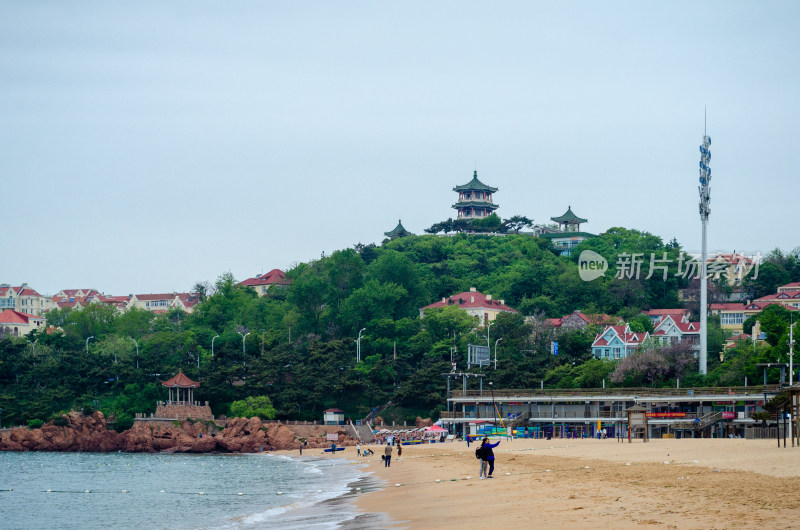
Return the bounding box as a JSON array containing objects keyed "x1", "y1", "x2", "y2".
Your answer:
[{"x1": 350, "y1": 437, "x2": 800, "y2": 529}]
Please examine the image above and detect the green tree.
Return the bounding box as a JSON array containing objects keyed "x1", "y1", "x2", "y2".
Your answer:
[{"x1": 229, "y1": 395, "x2": 277, "y2": 419}]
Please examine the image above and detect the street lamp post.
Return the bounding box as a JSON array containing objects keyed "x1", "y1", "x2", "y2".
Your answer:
[
  {"x1": 357, "y1": 327, "x2": 366, "y2": 363},
  {"x1": 489, "y1": 381, "x2": 496, "y2": 425},
  {"x1": 494, "y1": 338, "x2": 503, "y2": 370},
  {"x1": 487, "y1": 322, "x2": 494, "y2": 347},
  {"x1": 130, "y1": 338, "x2": 139, "y2": 369},
  {"x1": 211, "y1": 335, "x2": 220, "y2": 358},
  {"x1": 86, "y1": 336, "x2": 94, "y2": 355},
  {"x1": 237, "y1": 331, "x2": 250, "y2": 353}
]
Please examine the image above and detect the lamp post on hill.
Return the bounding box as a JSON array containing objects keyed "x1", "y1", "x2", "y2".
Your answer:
[
  {"x1": 211, "y1": 335, "x2": 219, "y2": 358},
  {"x1": 489, "y1": 381, "x2": 495, "y2": 424},
  {"x1": 494, "y1": 338, "x2": 502, "y2": 370},
  {"x1": 487, "y1": 322, "x2": 494, "y2": 347},
  {"x1": 130, "y1": 338, "x2": 139, "y2": 369},
  {"x1": 237, "y1": 331, "x2": 250, "y2": 354},
  {"x1": 86, "y1": 336, "x2": 94, "y2": 355},
  {"x1": 357, "y1": 327, "x2": 366, "y2": 363}
]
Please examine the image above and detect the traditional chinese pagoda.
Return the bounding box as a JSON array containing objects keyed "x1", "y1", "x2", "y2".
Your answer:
[
  {"x1": 539, "y1": 206, "x2": 594, "y2": 256},
  {"x1": 384, "y1": 219, "x2": 414, "y2": 240},
  {"x1": 452, "y1": 171, "x2": 499, "y2": 219},
  {"x1": 550, "y1": 206, "x2": 587, "y2": 232}
]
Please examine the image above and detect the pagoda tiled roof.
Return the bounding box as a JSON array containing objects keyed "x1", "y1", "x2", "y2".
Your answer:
[
  {"x1": 451, "y1": 200, "x2": 499, "y2": 209},
  {"x1": 551, "y1": 206, "x2": 588, "y2": 224},
  {"x1": 452, "y1": 171, "x2": 498, "y2": 192},
  {"x1": 161, "y1": 371, "x2": 200, "y2": 388},
  {"x1": 384, "y1": 219, "x2": 414, "y2": 238}
]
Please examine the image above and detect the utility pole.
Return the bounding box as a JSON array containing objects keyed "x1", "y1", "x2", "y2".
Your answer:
[
  {"x1": 698, "y1": 111, "x2": 712, "y2": 375},
  {"x1": 356, "y1": 328, "x2": 366, "y2": 362},
  {"x1": 494, "y1": 338, "x2": 502, "y2": 370}
]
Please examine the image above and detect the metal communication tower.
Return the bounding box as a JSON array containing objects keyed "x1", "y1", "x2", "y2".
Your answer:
[{"x1": 698, "y1": 112, "x2": 712, "y2": 375}]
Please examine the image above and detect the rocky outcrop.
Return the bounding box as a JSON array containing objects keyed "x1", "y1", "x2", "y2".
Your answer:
[
  {"x1": 0, "y1": 413, "x2": 357, "y2": 454},
  {"x1": 415, "y1": 417, "x2": 433, "y2": 428}
]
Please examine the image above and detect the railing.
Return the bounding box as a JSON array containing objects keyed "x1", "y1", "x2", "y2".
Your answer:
[{"x1": 448, "y1": 385, "x2": 781, "y2": 399}]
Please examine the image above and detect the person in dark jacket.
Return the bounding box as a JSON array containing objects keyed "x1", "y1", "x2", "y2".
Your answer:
[{"x1": 481, "y1": 437, "x2": 500, "y2": 478}]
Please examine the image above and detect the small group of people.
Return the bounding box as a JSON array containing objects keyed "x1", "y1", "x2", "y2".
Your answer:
[
  {"x1": 356, "y1": 442, "x2": 374, "y2": 457},
  {"x1": 476, "y1": 437, "x2": 500, "y2": 479}
]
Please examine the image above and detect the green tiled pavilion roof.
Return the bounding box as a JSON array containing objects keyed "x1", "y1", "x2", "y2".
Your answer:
[
  {"x1": 551, "y1": 206, "x2": 587, "y2": 224},
  {"x1": 384, "y1": 219, "x2": 414, "y2": 239},
  {"x1": 452, "y1": 171, "x2": 498, "y2": 192}
]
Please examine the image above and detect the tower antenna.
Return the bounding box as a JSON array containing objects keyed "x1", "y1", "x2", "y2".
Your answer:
[{"x1": 698, "y1": 110, "x2": 712, "y2": 375}]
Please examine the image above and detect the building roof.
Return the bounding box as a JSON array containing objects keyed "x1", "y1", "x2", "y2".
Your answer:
[
  {"x1": 709, "y1": 303, "x2": 748, "y2": 311},
  {"x1": 452, "y1": 171, "x2": 498, "y2": 193},
  {"x1": 420, "y1": 289, "x2": 517, "y2": 313},
  {"x1": 592, "y1": 324, "x2": 648, "y2": 348},
  {"x1": 0, "y1": 285, "x2": 43, "y2": 297},
  {"x1": 175, "y1": 293, "x2": 200, "y2": 308},
  {"x1": 323, "y1": 408, "x2": 344, "y2": 413},
  {"x1": 451, "y1": 200, "x2": 500, "y2": 209},
  {"x1": 384, "y1": 219, "x2": 414, "y2": 239},
  {"x1": 779, "y1": 282, "x2": 800, "y2": 290},
  {"x1": 135, "y1": 293, "x2": 180, "y2": 301},
  {"x1": 550, "y1": 206, "x2": 588, "y2": 224},
  {"x1": 240, "y1": 269, "x2": 289, "y2": 288},
  {"x1": 754, "y1": 291, "x2": 800, "y2": 302},
  {"x1": 538, "y1": 231, "x2": 595, "y2": 240},
  {"x1": 161, "y1": 371, "x2": 200, "y2": 388},
  {"x1": 0, "y1": 309, "x2": 45, "y2": 325},
  {"x1": 645, "y1": 309, "x2": 689, "y2": 317}
]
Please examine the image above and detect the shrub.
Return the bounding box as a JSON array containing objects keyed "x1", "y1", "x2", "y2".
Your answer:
[
  {"x1": 27, "y1": 419, "x2": 44, "y2": 429},
  {"x1": 113, "y1": 414, "x2": 134, "y2": 432}
]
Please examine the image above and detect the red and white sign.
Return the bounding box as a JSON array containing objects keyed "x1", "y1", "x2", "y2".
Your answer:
[
  {"x1": 326, "y1": 433, "x2": 338, "y2": 441},
  {"x1": 645, "y1": 412, "x2": 686, "y2": 418},
  {"x1": 721, "y1": 411, "x2": 736, "y2": 419}
]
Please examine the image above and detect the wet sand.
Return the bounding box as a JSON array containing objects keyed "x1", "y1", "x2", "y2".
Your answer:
[{"x1": 353, "y1": 437, "x2": 800, "y2": 529}]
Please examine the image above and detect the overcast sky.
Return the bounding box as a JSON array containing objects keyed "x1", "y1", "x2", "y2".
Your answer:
[{"x1": 3, "y1": 2, "x2": 798, "y2": 296}]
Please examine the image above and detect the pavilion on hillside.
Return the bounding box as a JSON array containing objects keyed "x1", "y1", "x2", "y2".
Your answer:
[
  {"x1": 550, "y1": 206, "x2": 588, "y2": 232},
  {"x1": 452, "y1": 171, "x2": 499, "y2": 219},
  {"x1": 162, "y1": 371, "x2": 200, "y2": 404},
  {"x1": 384, "y1": 219, "x2": 414, "y2": 240},
  {"x1": 135, "y1": 371, "x2": 214, "y2": 422}
]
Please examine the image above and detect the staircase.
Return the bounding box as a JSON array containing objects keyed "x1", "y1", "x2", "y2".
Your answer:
[
  {"x1": 351, "y1": 422, "x2": 375, "y2": 443},
  {"x1": 672, "y1": 411, "x2": 724, "y2": 432}
]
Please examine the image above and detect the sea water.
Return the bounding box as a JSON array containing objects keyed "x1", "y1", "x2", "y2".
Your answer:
[{"x1": 0, "y1": 452, "x2": 387, "y2": 529}]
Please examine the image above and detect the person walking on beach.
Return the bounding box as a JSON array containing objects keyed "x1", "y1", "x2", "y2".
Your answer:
[
  {"x1": 477, "y1": 442, "x2": 488, "y2": 479},
  {"x1": 481, "y1": 437, "x2": 500, "y2": 478},
  {"x1": 396, "y1": 439, "x2": 402, "y2": 457},
  {"x1": 384, "y1": 443, "x2": 393, "y2": 467},
  {"x1": 466, "y1": 434, "x2": 471, "y2": 447},
  {"x1": 357, "y1": 442, "x2": 361, "y2": 456}
]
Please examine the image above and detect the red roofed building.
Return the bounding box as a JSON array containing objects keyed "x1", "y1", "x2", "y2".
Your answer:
[
  {"x1": 239, "y1": 269, "x2": 290, "y2": 297},
  {"x1": 0, "y1": 309, "x2": 46, "y2": 336},
  {"x1": 543, "y1": 310, "x2": 618, "y2": 331},
  {"x1": 778, "y1": 282, "x2": 800, "y2": 293},
  {"x1": 643, "y1": 308, "x2": 691, "y2": 327},
  {"x1": 323, "y1": 408, "x2": 345, "y2": 425},
  {"x1": 652, "y1": 315, "x2": 700, "y2": 353},
  {"x1": 591, "y1": 324, "x2": 649, "y2": 359},
  {"x1": 0, "y1": 284, "x2": 50, "y2": 316},
  {"x1": 419, "y1": 287, "x2": 517, "y2": 325},
  {"x1": 127, "y1": 292, "x2": 200, "y2": 313},
  {"x1": 710, "y1": 301, "x2": 800, "y2": 333}
]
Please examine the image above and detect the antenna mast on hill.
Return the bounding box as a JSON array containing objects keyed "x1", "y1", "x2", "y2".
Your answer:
[{"x1": 698, "y1": 108, "x2": 712, "y2": 375}]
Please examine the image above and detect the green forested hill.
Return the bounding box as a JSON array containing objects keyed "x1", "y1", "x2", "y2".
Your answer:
[{"x1": 1, "y1": 231, "x2": 798, "y2": 428}]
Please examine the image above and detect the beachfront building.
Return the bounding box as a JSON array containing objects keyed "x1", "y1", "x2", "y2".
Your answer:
[
  {"x1": 538, "y1": 207, "x2": 595, "y2": 256},
  {"x1": 440, "y1": 385, "x2": 782, "y2": 440},
  {"x1": 239, "y1": 269, "x2": 290, "y2": 297},
  {"x1": 383, "y1": 219, "x2": 414, "y2": 240},
  {"x1": 323, "y1": 408, "x2": 345, "y2": 426},
  {"x1": 419, "y1": 287, "x2": 517, "y2": 326},
  {"x1": 452, "y1": 171, "x2": 499, "y2": 220},
  {"x1": 591, "y1": 324, "x2": 649, "y2": 360},
  {"x1": 0, "y1": 284, "x2": 51, "y2": 316},
  {"x1": 0, "y1": 309, "x2": 46, "y2": 336}
]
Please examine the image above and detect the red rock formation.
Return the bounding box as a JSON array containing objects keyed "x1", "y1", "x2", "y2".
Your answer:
[{"x1": 0, "y1": 413, "x2": 356, "y2": 454}]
